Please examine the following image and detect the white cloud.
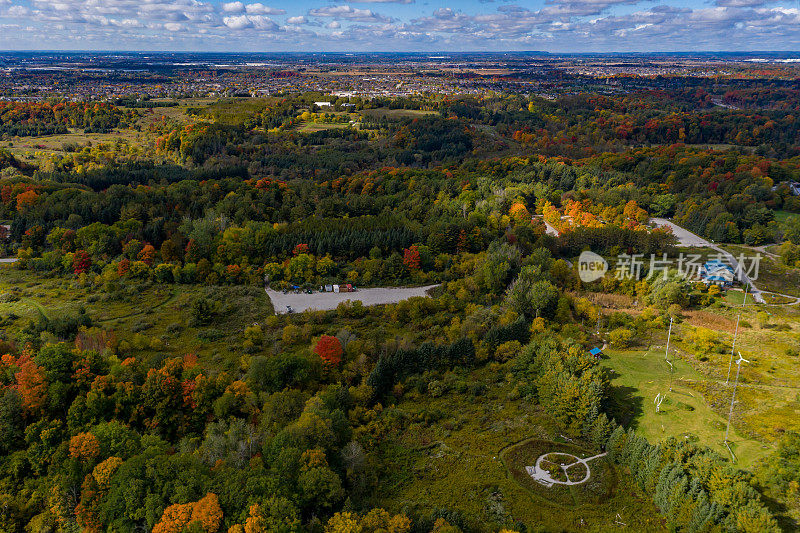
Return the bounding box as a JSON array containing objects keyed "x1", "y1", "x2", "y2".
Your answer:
[
  {"x1": 222, "y1": 1, "x2": 244, "y2": 13},
  {"x1": 223, "y1": 13, "x2": 278, "y2": 30},
  {"x1": 245, "y1": 3, "x2": 284, "y2": 15},
  {"x1": 309, "y1": 5, "x2": 393, "y2": 23},
  {"x1": 1, "y1": 0, "x2": 800, "y2": 52},
  {"x1": 6, "y1": 5, "x2": 29, "y2": 16}
]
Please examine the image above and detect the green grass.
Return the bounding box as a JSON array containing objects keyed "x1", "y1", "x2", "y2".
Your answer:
[
  {"x1": 502, "y1": 439, "x2": 615, "y2": 507},
  {"x1": 360, "y1": 108, "x2": 438, "y2": 119},
  {"x1": 296, "y1": 122, "x2": 352, "y2": 133},
  {"x1": 601, "y1": 348, "x2": 769, "y2": 468},
  {"x1": 375, "y1": 365, "x2": 667, "y2": 532},
  {"x1": 0, "y1": 268, "x2": 274, "y2": 369},
  {"x1": 773, "y1": 210, "x2": 795, "y2": 231}
]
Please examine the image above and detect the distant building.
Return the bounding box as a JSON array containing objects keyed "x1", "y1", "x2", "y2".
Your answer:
[
  {"x1": 772, "y1": 181, "x2": 800, "y2": 196},
  {"x1": 313, "y1": 101, "x2": 332, "y2": 107},
  {"x1": 700, "y1": 260, "x2": 735, "y2": 286}
]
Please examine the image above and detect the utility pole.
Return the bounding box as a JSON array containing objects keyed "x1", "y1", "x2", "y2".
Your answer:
[
  {"x1": 665, "y1": 316, "x2": 674, "y2": 391},
  {"x1": 726, "y1": 313, "x2": 741, "y2": 385},
  {"x1": 665, "y1": 316, "x2": 673, "y2": 362},
  {"x1": 724, "y1": 353, "x2": 749, "y2": 444}
]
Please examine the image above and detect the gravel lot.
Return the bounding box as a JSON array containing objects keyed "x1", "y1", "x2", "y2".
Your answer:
[
  {"x1": 650, "y1": 217, "x2": 710, "y2": 247},
  {"x1": 267, "y1": 284, "x2": 439, "y2": 314}
]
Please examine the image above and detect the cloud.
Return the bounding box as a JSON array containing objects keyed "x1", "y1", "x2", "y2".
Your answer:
[
  {"x1": 714, "y1": 0, "x2": 769, "y2": 6},
  {"x1": 6, "y1": 5, "x2": 29, "y2": 16},
  {"x1": 309, "y1": 5, "x2": 393, "y2": 23},
  {"x1": 222, "y1": 1, "x2": 244, "y2": 12},
  {"x1": 2, "y1": 0, "x2": 800, "y2": 52},
  {"x1": 223, "y1": 14, "x2": 278, "y2": 30},
  {"x1": 245, "y1": 3, "x2": 285, "y2": 15}
]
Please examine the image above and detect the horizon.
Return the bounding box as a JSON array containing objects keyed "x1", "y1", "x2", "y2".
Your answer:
[{"x1": 2, "y1": 50, "x2": 800, "y2": 56}]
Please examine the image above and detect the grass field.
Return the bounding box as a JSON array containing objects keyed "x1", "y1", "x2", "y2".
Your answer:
[
  {"x1": 502, "y1": 439, "x2": 616, "y2": 507},
  {"x1": 0, "y1": 267, "x2": 273, "y2": 370},
  {"x1": 360, "y1": 108, "x2": 438, "y2": 119},
  {"x1": 376, "y1": 365, "x2": 667, "y2": 532},
  {"x1": 601, "y1": 347, "x2": 771, "y2": 468},
  {"x1": 296, "y1": 122, "x2": 353, "y2": 133}
]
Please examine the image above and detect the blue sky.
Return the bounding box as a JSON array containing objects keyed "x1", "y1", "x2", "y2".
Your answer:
[{"x1": 0, "y1": 0, "x2": 798, "y2": 52}]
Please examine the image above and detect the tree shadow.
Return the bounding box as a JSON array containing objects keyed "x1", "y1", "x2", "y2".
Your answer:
[
  {"x1": 758, "y1": 491, "x2": 798, "y2": 532},
  {"x1": 605, "y1": 385, "x2": 644, "y2": 430}
]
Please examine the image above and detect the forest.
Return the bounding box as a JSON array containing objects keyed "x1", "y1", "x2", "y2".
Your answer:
[{"x1": 0, "y1": 83, "x2": 799, "y2": 533}]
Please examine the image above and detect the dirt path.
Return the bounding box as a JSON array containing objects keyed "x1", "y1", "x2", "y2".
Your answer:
[
  {"x1": 527, "y1": 452, "x2": 608, "y2": 487},
  {"x1": 266, "y1": 284, "x2": 438, "y2": 314}
]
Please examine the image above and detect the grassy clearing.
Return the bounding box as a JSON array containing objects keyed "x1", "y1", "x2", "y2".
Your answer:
[
  {"x1": 360, "y1": 108, "x2": 438, "y2": 119},
  {"x1": 296, "y1": 122, "x2": 353, "y2": 133},
  {"x1": 502, "y1": 439, "x2": 615, "y2": 507},
  {"x1": 376, "y1": 365, "x2": 666, "y2": 532},
  {"x1": 0, "y1": 268, "x2": 273, "y2": 369},
  {"x1": 601, "y1": 347, "x2": 770, "y2": 468}
]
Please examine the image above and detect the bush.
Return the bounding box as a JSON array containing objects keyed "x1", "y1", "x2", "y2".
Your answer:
[
  {"x1": 609, "y1": 327, "x2": 634, "y2": 348},
  {"x1": 131, "y1": 320, "x2": 153, "y2": 333}
]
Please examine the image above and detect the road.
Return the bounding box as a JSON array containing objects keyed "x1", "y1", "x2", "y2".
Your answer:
[
  {"x1": 267, "y1": 284, "x2": 438, "y2": 314},
  {"x1": 650, "y1": 218, "x2": 765, "y2": 303},
  {"x1": 543, "y1": 221, "x2": 560, "y2": 237}
]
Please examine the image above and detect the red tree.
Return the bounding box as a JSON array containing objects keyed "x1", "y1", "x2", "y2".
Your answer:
[
  {"x1": 73, "y1": 250, "x2": 91, "y2": 275},
  {"x1": 117, "y1": 259, "x2": 130, "y2": 277},
  {"x1": 403, "y1": 245, "x2": 421, "y2": 270},
  {"x1": 138, "y1": 244, "x2": 157, "y2": 265},
  {"x1": 14, "y1": 354, "x2": 47, "y2": 415},
  {"x1": 293, "y1": 243, "x2": 310, "y2": 256},
  {"x1": 314, "y1": 335, "x2": 343, "y2": 367}
]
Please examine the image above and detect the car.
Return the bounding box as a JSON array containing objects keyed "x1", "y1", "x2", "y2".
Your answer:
[{"x1": 286, "y1": 305, "x2": 294, "y2": 313}]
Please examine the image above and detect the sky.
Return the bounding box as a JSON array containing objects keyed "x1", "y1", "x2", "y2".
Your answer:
[{"x1": 0, "y1": 0, "x2": 798, "y2": 52}]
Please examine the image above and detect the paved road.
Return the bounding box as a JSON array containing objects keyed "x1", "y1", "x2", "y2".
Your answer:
[
  {"x1": 0, "y1": 257, "x2": 17, "y2": 263},
  {"x1": 543, "y1": 221, "x2": 560, "y2": 237},
  {"x1": 267, "y1": 284, "x2": 438, "y2": 314},
  {"x1": 532, "y1": 215, "x2": 560, "y2": 236},
  {"x1": 650, "y1": 218, "x2": 765, "y2": 303}
]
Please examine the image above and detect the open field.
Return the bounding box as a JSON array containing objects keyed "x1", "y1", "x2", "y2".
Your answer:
[
  {"x1": 601, "y1": 347, "x2": 770, "y2": 467},
  {"x1": 0, "y1": 267, "x2": 273, "y2": 369},
  {"x1": 378, "y1": 365, "x2": 666, "y2": 532},
  {"x1": 295, "y1": 121, "x2": 353, "y2": 133},
  {"x1": 360, "y1": 108, "x2": 438, "y2": 119}
]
